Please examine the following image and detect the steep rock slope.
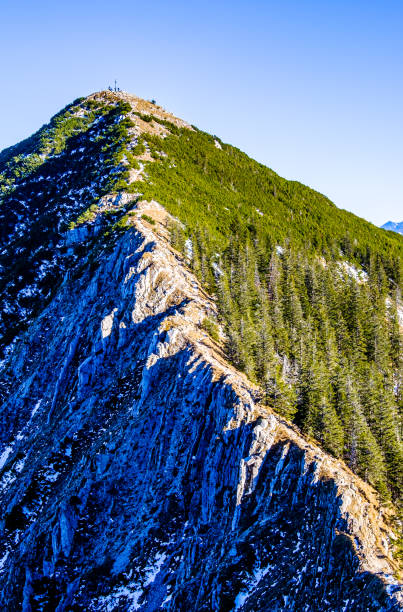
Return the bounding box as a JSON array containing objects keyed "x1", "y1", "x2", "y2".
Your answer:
[
  {"x1": 1, "y1": 91, "x2": 403, "y2": 505},
  {"x1": 0, "y1": 203, "x2": 401, "y2": 611}
]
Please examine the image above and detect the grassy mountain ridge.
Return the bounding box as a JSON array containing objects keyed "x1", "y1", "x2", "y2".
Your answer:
[
  {"x1": 113, "y1": 99, "x2": 402, "y2": 504},
  {"x1": 2, "y1": 90, "x2": 402, "y2": 275},
  {"x1": 132, "y1": 121, "x2": 403, "y2": 284},
  {"x1": 0, "y1": 91, "x2": 401, "y2": 506}
]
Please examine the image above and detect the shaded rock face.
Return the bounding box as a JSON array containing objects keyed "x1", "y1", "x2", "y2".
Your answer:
[{"x1": 0, "y1": 214, "x2": 401, "y2": 611}]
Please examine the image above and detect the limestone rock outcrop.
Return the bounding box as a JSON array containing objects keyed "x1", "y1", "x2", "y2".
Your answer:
[{"x1": 0, "y1": 201, "x2": 401, "y2": 611}]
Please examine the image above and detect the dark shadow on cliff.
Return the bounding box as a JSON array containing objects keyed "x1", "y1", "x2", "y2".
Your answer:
[{"x1": 0, "y1": 340, "x2": 400, "y2": 611}]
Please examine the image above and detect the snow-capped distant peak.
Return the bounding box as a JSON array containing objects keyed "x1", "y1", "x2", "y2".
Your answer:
[{"x1": 381, "y1": 220, "x2": 403, "y2": 235}]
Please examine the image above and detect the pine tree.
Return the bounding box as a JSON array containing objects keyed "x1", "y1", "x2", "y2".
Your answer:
[{"x1": 337, "y1": 372, "x2": 388, "y2": 495}]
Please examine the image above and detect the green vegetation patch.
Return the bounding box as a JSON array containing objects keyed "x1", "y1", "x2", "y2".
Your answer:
[
  {"x1": 141, "y1": 214, "x2": 156, "y2": 225},
  {"x1": 201, "y1": 317, "x2": 220, "y2": 343},
  {"x1": 117, "y1": 120, "x2": 403, "y2": 503}
]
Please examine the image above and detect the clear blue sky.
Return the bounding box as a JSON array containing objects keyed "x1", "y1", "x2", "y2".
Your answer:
[{"x1": 1, "y1": 0, "x2": 402, "y2": 226}]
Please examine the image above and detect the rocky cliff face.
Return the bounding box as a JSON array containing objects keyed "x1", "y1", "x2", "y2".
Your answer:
[{"x1": 0, "y1": 199, "x2": 401, "y2": 611}]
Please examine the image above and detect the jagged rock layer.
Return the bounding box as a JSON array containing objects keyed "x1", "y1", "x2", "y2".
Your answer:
[{"x1": 0, "y1": 203, "x2": 401, "y2": 611}]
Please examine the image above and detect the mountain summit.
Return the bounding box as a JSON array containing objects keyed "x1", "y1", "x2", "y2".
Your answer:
[
  {"x1": 382, "y1": 221, "x2": 403, "y2": 235},
  {"x1": 0, "y1": 92, "x2": 402, "y2": 610}
]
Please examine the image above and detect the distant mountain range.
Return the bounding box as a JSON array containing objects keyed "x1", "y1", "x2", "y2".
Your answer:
[{"x1": 382, "y1": 220, "x2": 403, "y2": 234}]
